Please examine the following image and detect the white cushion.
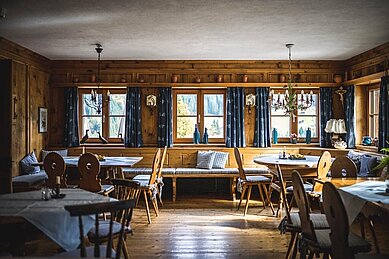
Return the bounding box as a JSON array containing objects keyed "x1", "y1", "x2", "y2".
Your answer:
[
  {"x1": 212, "y1": 151, "x2": 229, "y2": 169},
  {"x1": 41, "y1": 149, "x2": 68, "y2": 162},
  {"x1": 19, "y1": 152, "x2": 41, "y2": 175},
  {"x1": 196, "y1": 151, "x2": 216, "y2": 169}
]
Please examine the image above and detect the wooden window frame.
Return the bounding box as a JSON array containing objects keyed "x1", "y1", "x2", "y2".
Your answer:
[
  {"x1": 173, "y1": 89, "x2": 226, "y2": 144},
  {"x1": 367, "y1": 86, "x2": 380, "y2": 139},
  {"x1": 270, "y1": 89, "x2": 320, "y2": 143},
  {"x1": 79, "y1": 88, "x2": 126, "y2": 143}
]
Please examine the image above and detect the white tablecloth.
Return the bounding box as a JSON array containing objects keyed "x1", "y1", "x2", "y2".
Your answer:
[
  {"x1": 339, "y1": 181, "x2": 389, "y2": 223},
  {"x1": 0, "y1": 188, "x2": 114, "y2": 251},
  {"x1": 254, "y1": 155, "x2": 320, "y2": 168}
]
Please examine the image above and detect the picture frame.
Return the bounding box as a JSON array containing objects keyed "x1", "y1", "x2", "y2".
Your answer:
[{"x1": 38, "y1": 107, "x2": 48, "y2": 133}]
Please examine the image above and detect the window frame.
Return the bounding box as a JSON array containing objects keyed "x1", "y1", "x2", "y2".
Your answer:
[
  {"x1": 270, "y1": 89, "x2": 320, "y2": 143},
  {"x1": 78, "y1": 88, "x2": 126, "y2": 143},
  {"x1": 173, "y1": 89, "x2": 226, "y2": 144},
  {"x1": 367, "y1": 85, "x2": 380, "y2": 139}
]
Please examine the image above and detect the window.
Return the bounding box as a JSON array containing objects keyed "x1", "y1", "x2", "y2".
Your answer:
[
  {"x1": 270, "y1": 90, "x2": 319, "y2": 142},
  {"x1": 173, "y1": 89, "x2": 225, "y2": 143},
  {"x1": 368, "y1": 87, "x2": 380, "y2": 138},
  {"x1": 79, "y1": 89, "x2": 126, "y2": 143}
]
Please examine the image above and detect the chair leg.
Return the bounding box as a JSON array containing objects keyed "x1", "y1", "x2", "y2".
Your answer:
[
  {"x1": 149, "y1": 190, "x2": 159, "y2": 217},
  {"x1": 258, "y1": 184, "x2": 266, "y2": 209},
  {"x1": 244, "y1": 185, "x2": 253, "y2": 216},
  {"x1": 238, "y1": 185, "x2": 247, "y2": 210},
  {"x1": 122, "y1": 240, "x2": 129, "y2": 259},
  {"x1": 368, "y1": 217, "x2": 380, "y2": 254},
  {"x1": 286, "y1": 231, "x2": 297, "y2": 259},
  {"x1": 143, "y1": 190, "x2": 152, "y2": 224},
  {"x1": 276, "y1": 193, "x2": 283, "y2": 218},
  {"x1": 157, "y1": 186, "x2": 164, "y2": 207},
  {"x1": 267, "y1": 185, "x2": 275, "y2": 215}
]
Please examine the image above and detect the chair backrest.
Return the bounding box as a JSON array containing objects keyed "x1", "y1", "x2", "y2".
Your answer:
[
  {"x1": 317, "y1": 151, "x2": 332, "y2": 179},
  {"x1": 330, "y1": 157, "x2": 357, "y2": 178},
  {"x1": 148, "y1": 148, "x2": 161, "y2": 185},
  {"x1": 292, "y1": 170, "x2": 316, "y2": 241},
  {"x1": 322, "y1": 182, "x2": 353, "y2": 259},
  {"x1": 43, "y1": 152, "x2": 66, "y2": 188},
  {"x1": 78, "y1": 153, "x2": 102, "y2": 192},
  {"x1": 157, "y1": 146, "x2": 168, "y2": 179},
  {"x1": 276, "y1": 164, "x2": 291, "y2": 222},
  {"x1": 65, "y1": 199, "x2": 136, "y2": 259},
  {"x1": 111, "y1": 178, "x2": 141, "y2": 201},
  {"x1": 234, "y1": 148, "x2": 246, "y2": 181}
]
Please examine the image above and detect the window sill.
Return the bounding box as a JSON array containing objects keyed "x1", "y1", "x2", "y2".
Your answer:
[
  {"x1": 355, "y1": 145, "x2": 379, "y2": 153},
  {"x1": 173, "y1": 143, "x2": 226, "y2": 147},
  {"x1": 271, "y1": 143, "x2": 320, "y2": 147},
  {"x1": 81, "y1": 143, "x2": 124, "y2": 147}
]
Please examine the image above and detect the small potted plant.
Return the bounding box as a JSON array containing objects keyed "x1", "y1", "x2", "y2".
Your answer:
[
  {"x1": 290, "y1": 133, "x2": 298, "y2": 144},
  {"x1": 373, "y1": 141, "x2": 389, "y2": 192}
]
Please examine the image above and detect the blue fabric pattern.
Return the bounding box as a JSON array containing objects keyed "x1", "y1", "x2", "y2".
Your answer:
[
  {"x1": 157, "y1": 87, "x2": 173, "y2": 147},
  {"x1": 253, "y1": 87, "x2": 271, "y2": 147},
  {"x1": 378, "y1": 76, "x2": 389, "y2": 151},
  {"x1": 226, "y1": 87, "x2": 245, "y2": 147},
  {"x1": 63, "y1": 88, "x2": 80, "y2": 147},
  {"x1": 319, "y1": 87, "x2": 333, "y2": 148},
  {"x1": 124, "y1": 87, "x2": 143, "y2": 147},
  {"x1": 344, "y1": 85, "x2": 355, "y2": 148}
]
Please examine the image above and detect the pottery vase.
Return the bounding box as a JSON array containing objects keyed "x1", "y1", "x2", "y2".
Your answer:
[
  {"x1": 171, "y1": 75, "x2": 178, "y2": 83},
  {"x1": 242, "y1": 74, "x2": 248, "y2": 83},
  {"x1": 334, "y1": 74, "x2": 343, "y2": 83}
]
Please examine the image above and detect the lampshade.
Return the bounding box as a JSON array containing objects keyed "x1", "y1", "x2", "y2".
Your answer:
[{"x1": 324, "y1": 119, "x2": 347, "y2": 134}]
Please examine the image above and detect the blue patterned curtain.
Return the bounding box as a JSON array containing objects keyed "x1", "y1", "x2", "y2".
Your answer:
[
  {"x1": 226, "y1": 87, "x2": 245, "y2": 147},
  {"x1": 124, "y1": 87, "x2": 143, "y2": 147},
  {"x1": 157, "y1": 87, "x2": 173, "y2": 147},
  {"x1": 319, "y1": 87, "x2": 333, "y2": 148},
  {"x1": 344, "y1": 85, "x2": 355, "y2": 148},
  {"x1": 63, "y1": 87, "x2": 80, "y2": 147},
  {"x1": 378, "y1": 76, "x2": 389, "y2": 151},
  {"x1": 253, "y1": 87, "x2": 271, "y2": 147}
]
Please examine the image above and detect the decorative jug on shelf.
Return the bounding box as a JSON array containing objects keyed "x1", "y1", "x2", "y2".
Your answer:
[
  {"x1": 193, "y1": 124, "x2": 200, "y2": 144},
  {"x1": 272, "y1": 128, "x2": 278, "y2": 144},
  {"x1": 305, "y1": 127, "x2": 311, "y2": 144},
  {"x1": 202, "y1": 128, "x2": 209, "y2": 144},
  {"x1": 361, "y1": 136, "x2": 372, "y2": 146}
]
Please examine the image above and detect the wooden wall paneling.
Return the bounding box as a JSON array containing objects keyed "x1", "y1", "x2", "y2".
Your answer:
[
  {"x1": 332, "y1": 91, "x2": 345, "y2": 119},
  {"x1": 244, "y1": 88, "x2": 256, "y2": 146},
  {"x1": 141, "y1": 87, "x2": 159, "y2": 146},
  {"x1": 48, "y1": 87, "x2": 65, "y2": 147}
]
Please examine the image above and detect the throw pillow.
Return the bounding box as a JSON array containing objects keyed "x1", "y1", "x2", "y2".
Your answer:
[
  {"x1": 212, "y1": 151, "x2": 229, "y2": 169},
  {"x1": 347, "y1": 150, "x2": 362, "y2": 174},
  {"x1": 359, "y1": 155, "x2": 378, "y2": 177},
  {"x1": 41, "y1": 149, "x2": 68, "y2": 162},
  {"x1": 196, "y1": 151, "x2": 216, "y2": 169},
  {"x1": 20, "y1": 152, "x2": 41, "y2": 175}
]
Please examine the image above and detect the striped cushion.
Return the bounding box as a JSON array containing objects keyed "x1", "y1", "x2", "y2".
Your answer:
[
  {"x1": 289, "y1": 213, "x2": 329, "y2": 229},
  {"x1": 313, "y1": 229, "x2": 371, "y2": 252},
  {"x1": 12, "y1": 170, "x2": 48, "y2": 186},
  {"x1": 196, "y1": 151, "x2": 216, "y2": 169},
  {"x1": 175, "y1": 168, "x2": 239, "y2": 175},
  {"x1": 212, "y1": 152, "x2": 229, "y2": 169},
  {"x1": 123, "y1": 168, "x2": 175, "y2": 176},
  {"x1": 243, "y1": 167, "x2": 269, "y2": 175},
  {"x1": 245, "y1": 175, "x2": 270, "y2": 182}
]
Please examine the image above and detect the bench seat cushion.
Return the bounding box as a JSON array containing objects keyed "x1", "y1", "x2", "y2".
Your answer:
[
  {"x1": 12, "y1": 170, "x2": 48, "y2": 187},
  {"x1": 175, "y1": 168, "x2": 239, "y2": 175},
  {"x1": 243, "y1": 167, "x2": 270, "y2": 174},
  {"x1": 122, "y1": 168, "x2": 175, "y2": 176}
]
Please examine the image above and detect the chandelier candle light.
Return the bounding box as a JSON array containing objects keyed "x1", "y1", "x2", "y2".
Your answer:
[
  {"x1": 84, "y1": 43, "x2": 110, "y2": 114},
  {"x1": 268, "y1": 44, "x2": 313, "y2": 121}
]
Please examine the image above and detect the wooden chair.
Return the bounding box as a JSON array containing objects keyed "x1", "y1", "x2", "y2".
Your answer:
[
  {"x1": 132, "y1": 146, "x2": 167, "y2": 207},
  {"x1": 322, "y1": 182, "x2": 388, "y2": 259},
  {"x1": 312, "y1": 151, "x2": 332, "y2": 192},
  {"x1": 78, "y1": 153, "x2": 114, "y2": 195},
  {"x1": 134, "y1": 148, "x2": 161, "y2": 224},
  {"x1": 43, "y1": 152, "x2": 66, "y2": 188},
  {"x1": 330, "y1": 156, "x2": 357, "y2": 178},
  {"x1": 292, "y1": 171, "x2": 370, "y2": 259},
  {"x1": 85, "y1": 179, "x2": 140, "y2": 259},
  {"x1": 234, "y1": 148, "x2": 271, "y2": 216},
  {"x1": 60, "y1": 200, "x2": 136, "y2": 258}
]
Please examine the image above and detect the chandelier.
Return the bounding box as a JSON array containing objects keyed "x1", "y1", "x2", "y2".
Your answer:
[
  {"x1": 268, "y1": 44, "x2": 313, "y2": 121},
  {"x1": 84, "y1": 43, "x2": 110, "y2": 114}
]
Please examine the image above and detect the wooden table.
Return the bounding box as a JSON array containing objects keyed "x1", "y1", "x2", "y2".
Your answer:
[{"x1": 0, "y1": 188, "x2": 115, "y2": 252}]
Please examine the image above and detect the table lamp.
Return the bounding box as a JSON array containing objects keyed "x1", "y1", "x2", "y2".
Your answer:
[{"x1": 324, "y1": 119, "x2": 347, "y2": 149}]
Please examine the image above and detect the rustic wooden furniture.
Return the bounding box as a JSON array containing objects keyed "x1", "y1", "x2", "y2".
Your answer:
[
  {"x1": 312, "y1": 151, "x2": 332, "y2": 193},
  {"x1": 61, "y1": 199, "x2": 136, "y2": 258},
  {"x1": 292, "y1": 171, "x2": 371, "y2": 258},
  {"x1": 330, "y1": 156, "x2": 357, "y2": 178},
  {"x1": 234, "y1": 148, "x2": 271, "y2": 216},
  {"x1": 43, "y1": 152, "x2": 66, "y2": 188}
]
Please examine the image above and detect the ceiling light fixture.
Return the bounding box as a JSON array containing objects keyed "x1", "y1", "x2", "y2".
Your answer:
[
  {"x1": 268, "y1": 44, "x2": 313, "y2": 121},
  {"x1": 84, "y1": 43, "x2": 110, "y2": 114}
]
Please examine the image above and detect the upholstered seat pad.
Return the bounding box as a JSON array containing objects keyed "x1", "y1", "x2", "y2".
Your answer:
[
  {"x1": 101, "y1": 184, "x2": 114, "y2": 193},
  {"x1": 133, "y1": 174, "x2": 151, "y2": 181},
  {"x1": 243, "y1": 167, "x2": 269, "y2": 174},
  {"x1": 122, "y1": 168, "x2": 175, "y2": 175},
  {"x1": 289, "y1": 213, "x2": 329, "y2": 229},
  {"x1": 58, "y1": 245, "x2": 116, "y2": 257},
  {"x1": 88, "y1": 220, "x2": 131, "y2": 239},
  {"x1": 175, "y1": 168, "x2": 239, "y2": 175},
  {"x1": 244, "y1": 175, "x2": 270, "y2": 182},
  {"x1": 286, "y1": 183, "x2": 314, "y2": 193},
  {"x1": 12, "y1": 170, "x2": 48, "y2": 186},
  {"x1": 313, "y1": 229, "x2": 371, "y2": 252}
]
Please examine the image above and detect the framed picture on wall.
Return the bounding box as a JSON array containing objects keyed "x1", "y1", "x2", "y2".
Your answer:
[{"x1": 38, "y1": 107, "x2": 48, "y2": 133}]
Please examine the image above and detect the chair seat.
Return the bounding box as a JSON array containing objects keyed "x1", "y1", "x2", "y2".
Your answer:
[
  {"x1": 58, "y1": 245, "x2": 116, "y2": 258},
  {"x1": 289, "y1": 213, "x2": 329, "y2": 229},
  {"x1": 98, "y1": 184, "x2": 114, "y2": 195},
  {"x1": 133, "y1": 174, "x2": 150, "y2": 181},
  {"x1": 308, "y1": 229, "x2": 371, "y2": 253},
  {"x1": 244, "y1": 175, "x2": 270, "y2": 183},
  {"x1": 88, "y1": 220, "x2": 132, "y2": 240},
  {"x1": 286, "y1": 183, "x2": 313, "y2": 193}
]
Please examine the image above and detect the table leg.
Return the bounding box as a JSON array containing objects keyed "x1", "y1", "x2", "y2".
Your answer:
[{"x1": 172, "y1": 178, "x2": 176, "y2": 202}]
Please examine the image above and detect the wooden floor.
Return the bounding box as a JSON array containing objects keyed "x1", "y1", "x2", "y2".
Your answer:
[{"x1": 17, "y1": 193, "x2": 389, "y2": 258}]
